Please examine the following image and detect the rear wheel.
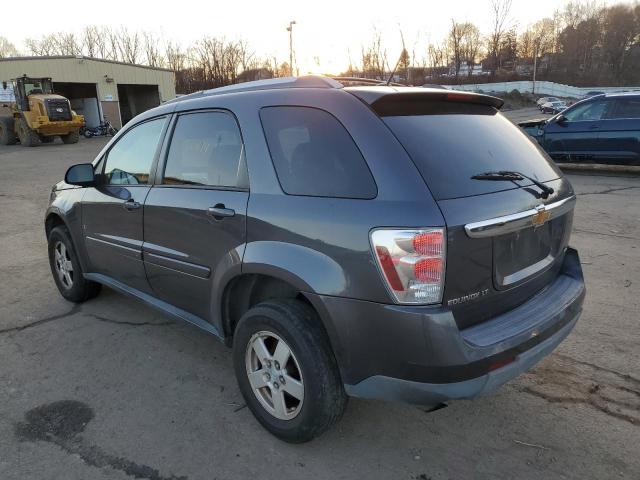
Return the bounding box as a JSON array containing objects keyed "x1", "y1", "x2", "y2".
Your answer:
[
  {"x1": 0, "y1": 117, "x2": 17, "y2": 145},
  {"x1": 61, "y1": 130, "x2": 80, "y2": 144},
  {"x1": 16, "y1": 117, "x2": 41, "y2": 147},
  {"x1": 233, "y1": 299, "x2": 347, "y2": 443},
  {"x1": 48, "y1": 226, "x2": 101, "y2": 302}
]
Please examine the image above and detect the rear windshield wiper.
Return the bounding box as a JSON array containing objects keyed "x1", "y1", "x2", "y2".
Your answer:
[{"x1": 471, "y1": 170, "x2": 554, "y2": 198}]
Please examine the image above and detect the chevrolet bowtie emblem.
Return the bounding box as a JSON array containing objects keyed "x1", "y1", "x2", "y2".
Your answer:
[{"x1": 532, "y1": 205, "x2": 551, "y2": 227}]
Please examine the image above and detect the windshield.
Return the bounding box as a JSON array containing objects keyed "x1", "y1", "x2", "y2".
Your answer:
[
  {"x1": 382, "y1": 107, "x2": 561, "y2": 200},
  {"x1": 23, "y1": 79, "x2": 53, "y2": 95}
]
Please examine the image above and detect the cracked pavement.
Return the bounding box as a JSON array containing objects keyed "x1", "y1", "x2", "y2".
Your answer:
[{"x1": 0, "y1": 139, "x2": 638, "y2": 479}]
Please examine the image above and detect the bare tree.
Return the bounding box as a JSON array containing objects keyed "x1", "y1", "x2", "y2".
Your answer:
[
  {"x1": 143, "y1": 31, "x2": 164, "y2": 68},
  {"x1": 486, "y1": 0, "x2": 512, "y2": 76},
  {"x1": 461, "y1": 23, "x2": 482, "y2": 77},
  {"x1": 601, "y1": 3, "x2": 639, "y2": 82},
  {"x1": 360, "y1": 29, "x2": 387, "y2": 80},
  {"x1": 116, "y1": 27, "x2": 141, "y2": 64},
  {"x1": 448, "y1": 20, "x2": 468, "y2": 81},
  {"x1": 0, "y1": 36, "x2": 19, "y2": 58}
]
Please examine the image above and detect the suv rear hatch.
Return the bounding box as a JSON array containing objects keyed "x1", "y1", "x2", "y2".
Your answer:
[{"x1": 350, "y1": 88, "x2": 576, "y2": 329}]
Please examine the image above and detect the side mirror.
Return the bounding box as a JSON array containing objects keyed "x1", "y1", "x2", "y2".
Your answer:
[
  {"x1": 65, "y1": 163, "x2": 96, "y2": 187},
  {"x1": 555, "y1": 114, "x2": 568, "y2": 125}
]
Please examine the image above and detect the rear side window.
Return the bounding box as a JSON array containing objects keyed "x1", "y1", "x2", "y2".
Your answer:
[
  {"x1": 383, "y1": 107, "x2": 560, "y2": 200},
  {"x1": 609, "y1": 98, "x2": 640, "y2": 119},
  {"x1": 260, "y1": 106, "x2": 376, "y2": 199},
  {"x1": 163, "y1": 111, "x2": 247, "y2": 188},
  {"x1": 104, "y1": 117, "x2": 165, "y2": 185}
]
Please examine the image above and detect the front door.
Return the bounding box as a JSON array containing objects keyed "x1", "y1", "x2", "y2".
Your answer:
[
  {"x1": 82, "y1": 116, "x2": 167, "y2": 293},
  {"x1": 543, "y1": 98, "x2": 612, "y2": 162},
  {"x1": 143, "y1": 110, "x2": 249, "y2": 321}
]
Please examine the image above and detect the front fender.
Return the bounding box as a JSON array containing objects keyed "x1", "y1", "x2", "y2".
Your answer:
[
  {"x1": 45, "y1": 188, "x2": 88, "y2": 272},
  {"x1": 241, "y1": 241, "x2": 348, "y2": 295}
]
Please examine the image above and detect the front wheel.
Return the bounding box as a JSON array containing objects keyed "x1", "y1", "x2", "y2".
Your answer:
[
  {"x1": 61, "y1": 130, "x2": 80, "y2": 144},
  {"x1": 233, "y1": 299, "x2": 347, "y2": 443},
  {"x1": 48, "y1": 226, "x2": 101, "y2": 302}
]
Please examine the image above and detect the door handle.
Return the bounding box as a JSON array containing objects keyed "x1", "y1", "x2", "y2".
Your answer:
[
  {"x1": 123, "y1": 199, "x2": 141, "y2": 211},
  {"x1": 207, "y1": 204, "x2": 235, "y2": 219},
  {"x1": 589, "y1": 124, "x2": 600, "y2": 130}
]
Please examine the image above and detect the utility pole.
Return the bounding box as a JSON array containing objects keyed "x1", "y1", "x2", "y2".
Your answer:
[
  {"x1": 287, "y1": 20, "x2": 296, "y2": 76},
  {"x1": 532, "y1": 42, "x2": 538, "y2": 95}
]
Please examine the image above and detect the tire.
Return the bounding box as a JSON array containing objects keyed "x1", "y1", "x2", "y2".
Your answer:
[
  {"x1": 48, "y1": 226, "x2": 101, "y2": 303},
  {"x1": 83, "y1": 130, "x2": 93, "y2": 138},
  {"x1": 233, "y1": 299, "x2": 347, "y2": 443},
  {"x1": 61, "y1": 130, "x2": 80, "y2": 144},
  {"x1": 16, "y1": 117, "x2": 40, "y2": 147},
  {"x1": 0, "y1": 117, "x2": 17, "y2": 145}
]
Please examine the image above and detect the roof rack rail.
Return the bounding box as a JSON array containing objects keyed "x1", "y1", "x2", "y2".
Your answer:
[
  {"x1": 166, "y1": 75, "x2": 342, "y2": 103},
  {"x1": 330, "y1": 76, "x2": 407, "y2": 87}
]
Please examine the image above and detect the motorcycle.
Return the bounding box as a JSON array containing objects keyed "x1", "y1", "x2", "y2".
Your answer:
[{"x1": 82, "y1": 120, "x2": 118, "y2": 138}]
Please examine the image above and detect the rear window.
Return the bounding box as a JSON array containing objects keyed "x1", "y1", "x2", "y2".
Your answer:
[
  {"x1": 382, "y1": 107, "x2": 560, "y2": 200},
  {"x1": 260, "y1": 106, "x2": 377, "y2": 199}
]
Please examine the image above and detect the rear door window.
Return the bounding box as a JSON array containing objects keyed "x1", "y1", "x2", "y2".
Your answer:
[
  {"x1": 382, "y1": 106, "x2": 560, "y2": 200},
  {"x1": 609, "y1": 98, "x2": 640, "y2": 119},
  {"x1": 163, "y1": 111, "x2": 248, "y2": 189},
  {"x1": 260, "y1": 106, "x2": 376, "y2": 199}
]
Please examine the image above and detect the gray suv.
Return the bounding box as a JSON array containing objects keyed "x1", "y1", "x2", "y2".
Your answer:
[{"x1": 46, "y1": 76, "x2": 586, "y2": 442}]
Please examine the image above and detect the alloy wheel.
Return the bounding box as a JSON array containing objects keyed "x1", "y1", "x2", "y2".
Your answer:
[
  {"x1": 53, "y1": 241, "x2": 74, "y2": 289},
  {"x1": 245, "y1": 331, "x2": 304, "y2": 420}
]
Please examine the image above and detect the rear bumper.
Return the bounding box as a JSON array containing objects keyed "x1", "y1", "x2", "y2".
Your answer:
[
  {"x1": 345, "y1": 313, "x2": 577, "y2": 404},
  {"x1": 312, "y1": 247, "x2": 585, "y2": 405}
]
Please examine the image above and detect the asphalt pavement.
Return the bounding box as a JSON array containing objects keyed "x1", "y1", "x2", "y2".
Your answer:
[{"x1": 0, "y1": 137, "x2": 638, "y2": 480}]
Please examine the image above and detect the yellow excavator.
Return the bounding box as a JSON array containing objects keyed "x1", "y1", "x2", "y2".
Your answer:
[{"x1": 0, "y1": 75, "x2": 84, "y2": 146}]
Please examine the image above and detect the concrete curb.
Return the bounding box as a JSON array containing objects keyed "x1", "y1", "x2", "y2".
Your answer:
[{"x1": 557, "y1": 163, "x2": 640, "y2": 175}]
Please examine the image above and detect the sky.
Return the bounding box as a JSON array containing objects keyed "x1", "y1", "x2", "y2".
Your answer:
[{"x1": 2, "y1": 0, "x2": 620, "y2": 74}]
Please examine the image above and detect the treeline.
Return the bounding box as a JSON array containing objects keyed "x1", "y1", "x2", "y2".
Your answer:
[
  {"x1": 0, "y1": 26, "x2": 291, "y2": 93},
  {"x1": 0, "y1": 0, "x2": 638, "y2": 92},
  {"x1": 351, "y1": 1, "x2": 640, "y2": 86}
]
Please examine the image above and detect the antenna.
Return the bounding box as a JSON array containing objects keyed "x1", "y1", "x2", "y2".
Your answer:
[{"x1": 386, "y1": 54, "x2": 402, "y2": 86}]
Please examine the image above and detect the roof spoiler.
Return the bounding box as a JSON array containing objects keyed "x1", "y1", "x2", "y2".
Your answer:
[{"x1": 348, "y1": 88, "x2": 505, "y2": 115}]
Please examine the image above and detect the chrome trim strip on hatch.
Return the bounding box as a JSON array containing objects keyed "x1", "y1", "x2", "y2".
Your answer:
[{"x1": 464, "y1": 195, "x2": 576, "y2": 238}]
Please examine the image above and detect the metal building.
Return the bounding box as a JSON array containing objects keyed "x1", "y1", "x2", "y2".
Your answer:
[{"x1": 0, "y1": 56, "x2": 176, "y2": 129}]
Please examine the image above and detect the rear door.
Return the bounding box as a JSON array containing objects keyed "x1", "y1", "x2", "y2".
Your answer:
[
  {"x1": 543, "y1": 98, "x2": 612, "y2": 162},
  {"x1": 142, "y1": 110, "x2": 249, "y2": 321},
  {"x1": 82, "y1": 116, "x2": 167, "y2": 293},
  {"x1": 597, "y1": 97, "x2": 640, "y2": 165}
]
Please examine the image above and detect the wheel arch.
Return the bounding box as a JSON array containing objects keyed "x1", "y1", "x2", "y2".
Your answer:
[
  {"x1": 45, "y1": 208, "x2": 91, "y2": 274},
  {"x1": 218, "y1": 269, "x2": 347, "y2": 379}
]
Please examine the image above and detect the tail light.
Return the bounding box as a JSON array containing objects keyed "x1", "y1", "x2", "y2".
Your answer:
[{"x1": 370, "y1": 228, "x2": 446, "y2": 304}]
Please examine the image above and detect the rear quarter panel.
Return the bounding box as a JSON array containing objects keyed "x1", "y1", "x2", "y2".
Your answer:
[{"x1": 224, "y1": 88, "x2": 446, "y2": 303}]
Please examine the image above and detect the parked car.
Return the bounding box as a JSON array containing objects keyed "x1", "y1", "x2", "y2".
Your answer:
[
  {"x1": 541, "y1": 100, "x2": 568, "y2": 114},
  {"x1": 537, "y1": 96, "x2": 560, "y2": 109},
  {"x1": 46, "y1": 76, "x2": 585, "y2": 442},
  {"x1": 533, "y1": 92, "x2": 640, "y2": 165}
]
